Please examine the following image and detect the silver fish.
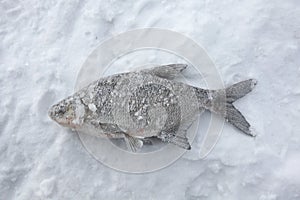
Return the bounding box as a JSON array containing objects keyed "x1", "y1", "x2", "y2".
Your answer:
[{"x1": 48, "y1": 64, "x2": 257, "y2": 151}]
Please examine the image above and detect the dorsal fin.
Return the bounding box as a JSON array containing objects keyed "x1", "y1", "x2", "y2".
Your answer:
[{"x1": 142, "y1": 64, "x2": 187, "y2": 80}]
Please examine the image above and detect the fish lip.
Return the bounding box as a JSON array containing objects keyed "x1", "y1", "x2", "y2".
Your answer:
[
  {"x1": 59, "y1": 120, "x2": 78, "y2": 129},
  {"x1": 49, "y1": 114, "x2": 78, "y2": 129},
  {"x1": 48, "y1": 106, "x2": 55, "y2": 120},
  {"x1": 48, "y1": 108, "x2": 53, "y2": 119}
]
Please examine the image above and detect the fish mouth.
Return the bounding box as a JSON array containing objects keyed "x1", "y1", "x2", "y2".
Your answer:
[
  {"x1": 52, "y1": 116, "x2": 79, "y2": 129},
  {"x1": 48, "y1": 105, "x2": 79, "y2": 129},
  {"x1": 48, "y1": 106, "x2": 66, "y2": 124},
  {"x1": 57, "y1": 120, "x2": 72, "y2": 127},
  {"x1": 48, "y1": 106, "x2": 56, "y2": 120},
  {"x1": 51, "y1": 118, "x2": 74, "y2": 128}
]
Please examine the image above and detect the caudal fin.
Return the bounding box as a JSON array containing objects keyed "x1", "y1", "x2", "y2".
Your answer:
[
  {"x1": 224, "y1": 79, "x2": 257, "y2": 136},
  {"x1": 225, "y1": 103, "x2": 253, "y2": 136},
  {"x1": 195, "y1": 79, "x2": 257, "y2": 136},
  {"x1": 226, "y1": 79, "x2": 257, "y2": 103}
]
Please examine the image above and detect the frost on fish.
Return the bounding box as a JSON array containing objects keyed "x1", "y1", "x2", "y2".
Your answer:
[{"x1": 48, "y1": 64, "x2": 257, "y2": 152}]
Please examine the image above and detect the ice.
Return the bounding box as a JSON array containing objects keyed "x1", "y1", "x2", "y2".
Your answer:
[{"x1": 88, "y1": 103, "x2": 97, "y2": 112}]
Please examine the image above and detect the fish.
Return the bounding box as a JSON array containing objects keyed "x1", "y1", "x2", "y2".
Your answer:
[{"x1": 48, "y1": 64, "x2": 257, "y2": 151}]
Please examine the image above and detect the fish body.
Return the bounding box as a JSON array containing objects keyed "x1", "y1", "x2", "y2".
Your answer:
[{"x1": 49, "y1": 64, "x2": 257, "y2": 151}]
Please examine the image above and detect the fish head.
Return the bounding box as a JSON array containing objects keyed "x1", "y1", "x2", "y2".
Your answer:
[{"x1": 48, "y1": 96, "x2": 85, "y2": 129}]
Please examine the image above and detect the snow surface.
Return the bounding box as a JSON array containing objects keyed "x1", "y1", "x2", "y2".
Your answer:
[{"x1": 1, "y1": 0, "x2": 300, "y2": 199}]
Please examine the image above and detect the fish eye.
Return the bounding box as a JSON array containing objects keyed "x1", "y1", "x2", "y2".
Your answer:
[
  {"x1": 57, "y1": 107, "x2": 66, "y2": 115},
  {"x1": 67, "y1": 104, "x2": 73, "y2": 110}
]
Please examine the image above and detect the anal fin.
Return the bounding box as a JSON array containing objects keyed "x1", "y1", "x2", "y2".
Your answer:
[
  {"x1": 158, "y1": 131, "x2": 191, "y2": 150},
  {"x1": 123, "y1": 134, "x2": 143, "y2": 152},
  {"x1": 169, "y1": 135, "x2": 191, "y2": 150}
]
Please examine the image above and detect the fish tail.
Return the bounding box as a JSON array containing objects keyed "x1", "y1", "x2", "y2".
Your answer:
[
  {"x1": 224, "y1": 79, "x2": 257, "y2": 136},
  {"x1": 225, "y1": 79, "x2": 257, "y2": 103},
  {"x1": 198, "y1": 79, "x2": 257, "y2": 136}
]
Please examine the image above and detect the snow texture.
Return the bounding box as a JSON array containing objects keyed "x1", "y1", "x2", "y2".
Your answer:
[{"x1": 1, "y1": 0, "x2": 300, "y2": 199}]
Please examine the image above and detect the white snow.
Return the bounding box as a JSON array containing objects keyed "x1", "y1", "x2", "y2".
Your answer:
[
  {"x1": 88, "y1": 103, "x2": 97, "y2": 112},
  {"x1": 1, "y1": 0, "x2": 300, "y2": 199},
  {"x1": 39, "y1": 176, "x2": 56, "y2": 197}
]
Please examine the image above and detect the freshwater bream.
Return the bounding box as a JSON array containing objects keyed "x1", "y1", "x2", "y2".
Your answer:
[{"x1": 48, "y1": 64, "x2": 257, "y2": 151}]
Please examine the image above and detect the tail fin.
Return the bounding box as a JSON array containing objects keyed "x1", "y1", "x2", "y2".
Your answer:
[
  {"x1": 226, "y1": 79, "x2": 257, "y2": 103},
  {"x1": 199, "y1": 79, "x2": 257, "y2": 136},
  {"x1": 225, "y1": 103, "x2": 253, "y2": 136},
  {"x1": 224, "y1": 79, "x2": 257, "y2": 136}
]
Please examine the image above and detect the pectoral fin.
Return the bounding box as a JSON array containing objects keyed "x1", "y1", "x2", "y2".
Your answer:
[
  {"x1": 142, "y1": 64, "x2": 187, "y2": 80},
  {"x1": 123, "y1": 134, "x2": 143, "y2": 152}
]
